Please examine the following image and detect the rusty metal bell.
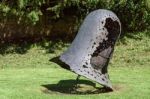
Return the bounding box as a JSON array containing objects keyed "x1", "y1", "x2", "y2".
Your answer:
[{"x1": 60, "y1": 9, "x2": 121, "y2": 89}]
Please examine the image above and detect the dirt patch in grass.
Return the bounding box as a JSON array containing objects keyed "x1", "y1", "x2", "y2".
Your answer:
[{"x1": 112, "y1": 84, "x2": 126, "y2": 92}]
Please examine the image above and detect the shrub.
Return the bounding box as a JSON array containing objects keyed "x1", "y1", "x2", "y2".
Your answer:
[{"x1": 0, "y1": 0, "x2": 149, "y2": 33}]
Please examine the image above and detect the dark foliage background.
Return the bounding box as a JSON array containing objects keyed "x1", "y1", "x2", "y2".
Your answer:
[{"x1": 0, "y1": 0, "x2": 150, "y2": 43}]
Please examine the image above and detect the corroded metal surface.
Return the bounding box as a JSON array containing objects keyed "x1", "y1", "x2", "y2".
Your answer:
[{"x1": 60, "y1": 9, "x2": 121, "y2": 89}]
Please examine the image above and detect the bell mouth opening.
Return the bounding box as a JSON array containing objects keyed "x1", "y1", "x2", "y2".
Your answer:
[{"x1": 50, "y1": 56, "x2": 71, "y2": 70}]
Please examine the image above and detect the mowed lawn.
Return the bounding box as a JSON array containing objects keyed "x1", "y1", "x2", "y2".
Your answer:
[
  {"x1": 0, "y1": 66, "x2": 149, "y2": 99},
  {"x1": 0, "y1": 32, "x2": 150, "y2": 99}
]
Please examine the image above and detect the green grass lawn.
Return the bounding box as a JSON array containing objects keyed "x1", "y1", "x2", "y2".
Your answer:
[
  {"x1": 0, "y1": 66, "x2": 149, "y2": 99},
  {"x1": 0, "y1": 32, "x2": 150, "y2": 99}
]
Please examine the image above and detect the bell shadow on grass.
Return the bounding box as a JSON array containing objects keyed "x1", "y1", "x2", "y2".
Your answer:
[{"x1": 41, "y1": 79, "x2": 113, "y2": 95}]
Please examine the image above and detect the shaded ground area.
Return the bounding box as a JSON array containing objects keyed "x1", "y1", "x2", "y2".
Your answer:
[
  {"x1": 0, "y1": 40, "x2": 69, "y2": 55},
  {"x1": 0, "y1": 31, "x2": 149, "y2": 55},
  {"x1": 41, "y1": 79, "x2": 113, "y2": 94}
]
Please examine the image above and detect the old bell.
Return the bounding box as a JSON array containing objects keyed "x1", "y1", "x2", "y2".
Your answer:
[{"x1": 59, "y1": 9, "x2": 121, "y2": 90}]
